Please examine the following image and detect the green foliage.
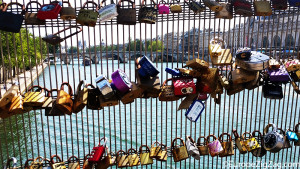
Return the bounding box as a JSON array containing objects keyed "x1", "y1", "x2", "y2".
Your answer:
[
  {"x1": 0, "y1": 29, "x2": 47, "y2": 69},
  {"x1": 48, "y1": 44, "x2": 59, "y2": 54},
  {"x1": 68, "y1": 46, "x2": 78, "y2": 53},
  {"x1": 148, "y1": 40, "x2": 164, "y2": 52},
  {"x1": 126, "y1": 39, "x2": 145, "y2": 51}
]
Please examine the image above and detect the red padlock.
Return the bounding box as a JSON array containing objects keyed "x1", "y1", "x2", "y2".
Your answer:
[
  {"x1": 88, "y1": 137, "x2": 107, "y2": 163},
  {"x1": 172, "y1": 77, "x2": 196, "y2": 96},
  {"x1": 37, "y1": 2, "x2": 61, "y2": 20}
]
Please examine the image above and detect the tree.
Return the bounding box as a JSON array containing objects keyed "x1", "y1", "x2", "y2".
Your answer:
[
  {"x1": 126, "y1": 38, "x2": 145, "y2": 51},
  {"x1": 68, "y1": 46, "x2": 78, "y2": 53},
  {"x1": 148, "y1": 40, "x2": 164, "y2": 52},
  {"x1": 48, "y1": 44, "x2": 59, "y2": 54}
]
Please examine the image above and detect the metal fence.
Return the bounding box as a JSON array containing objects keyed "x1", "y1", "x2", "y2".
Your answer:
[{"x1": 0, "y1": 0, "x2": 299, "y2": 168}]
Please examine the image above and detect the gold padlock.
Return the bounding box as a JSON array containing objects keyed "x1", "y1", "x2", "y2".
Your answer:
[
  {"x1": 170, "y1": 0, "x2": 182, "y2": 13},
  {"x1": 23, "y1": 85, "x2": 46, "y2": 107},
  {"x1": 127, "y1": 148, "x2": 140, "y2": 166},
  {"x1": 277, "y1": 128, "x2": 291, "y2": 149},
  {"x1": 242, "y1": 132, "x2": 261, "y2": 152},
  {"x1": 157, "y1": 144, "x2": 168, "y2": 161},
  {"x1": 121, "y1": 82, "x2": 144, "y2": 104},
  {"x1": 67, "y1": 156, "x2": 80, "y2": 169},
  {"x1": 215, "y1": 3, "x2": 233, "y2": 19},
  {"x1": 56, "y1": 82, "x2": 74, "y2": 115},
  {"x1": 24, "y1": 159, "x2": 33, "y2": 169},
  {"x1": 218, "y1": 133, "x2": 234, "y2": 157},
  {"x1": 50, "y1": 155, "x2": 66, "y2": 169},
  {"x1": 253, "y1": 0, "x2": 272, "y2": 16},
  {"x1": 0, "y1": 84, "x2": 19, "y2": 107},
  {"x1": 139, "y1": 145, "x2": 153, "y2": 165},
  {"x1": 9, "y1": 94, "x2": 24, "y2": 115},
  {"x1": 73, "y1": 80, "x2": 88, "y2": 113},
  {"x1": 171, "y1": 137, "x2": 189, "y2": 162},
  {"x1": 96, "y1": 146, "x2": 116, "y2": 168},
  {"x1": 197, "y1": 136, "x2": 209, "y2": 156},
  {"x1": 116, "y1": 150, "x2": 129, "y2": 168},
  {"x1": 150, "y1": 141, "x2": 162, "y2": 159},
  {"x1": 230, "y1": 68, "x2": 258, "y2": 85},
  {"x1": 60, "y1": 1, "x2": 76, "y2": 20},
  {"x1": 24, "y1": 1, "x2": 46, "y2": 25},
  {"x1": 203, "y1": 0, "x2": 223, "y2": 12},
  {"x1": 30, "y1": 156, "x2": 44, "y2": 169},
  {"x1": 232, "y1": 129, "x2": 248, "y2": 154},
  {"x1": 209, "y1": 37, "x2": 232, "y2": 65}
]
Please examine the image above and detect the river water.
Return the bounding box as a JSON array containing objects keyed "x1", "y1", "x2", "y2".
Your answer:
[{"x1": 0, "y1": 60, "x2": 299, "y2": 168}]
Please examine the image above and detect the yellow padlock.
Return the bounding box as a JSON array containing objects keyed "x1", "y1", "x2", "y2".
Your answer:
[
  {"x1": 150, "y1": 141, "x2": 162, "y2": 159},
  {"x1": 171, "y1": 137, "x2": 189, "y2": 162},
  {"x1": 116, "y1": 150, "x2": 129, "y2": 168},
  {"x1": 157, "y1": 144, "x2": 168, "y2": 161},
  {"x1": 23, "y1": 85, "x2": 46, "y2": 107},
  {"x1": 139, "y1": 145, "x2": 153, "y2": 165},
  {"x1": 30, "y1": 156, "x2": 44, "y2": 169},
  {"x1": 50, "y1": 155, "x2": 66, "y2": 169},
  {"x1": 242, "y1": 132, "x2": 261, "y2": 152},
  {"x1": 67, "y1": 156, "x2": 80, "y2": 169},
  {"x1": 127, "y1": 148, "x2": 140, "y2": 166}
]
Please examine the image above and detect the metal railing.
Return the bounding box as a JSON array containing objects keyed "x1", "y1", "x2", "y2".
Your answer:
[{"x1": 0, "y1": 0, "x2": 299, "y2": 168}]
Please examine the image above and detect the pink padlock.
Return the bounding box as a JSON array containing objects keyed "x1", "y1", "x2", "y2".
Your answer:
[
  {"x1": 206, "y1": 134, "x2": 224, "y2": 157},
  {"x1": 158, "y1": 1, "x2": 170, "y2": 14}
]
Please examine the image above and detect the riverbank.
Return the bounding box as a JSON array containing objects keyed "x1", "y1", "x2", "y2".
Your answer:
[{"x1": 0, "y1": 63, "x2": 48, "y2": 96}]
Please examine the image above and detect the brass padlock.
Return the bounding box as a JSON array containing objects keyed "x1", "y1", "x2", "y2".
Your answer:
[
  {"x1": 232, "y1": 129, "x2": 248, "y2": 154},
  {"x1": 184, "y1": 58, "x2": 210, "y2": 72},
  {"x1": 50, "y1": 155, "x2": 66, "y2": 169},
  {"x1": 30, "y1": 156, "x2": 44, "y2": 169},
  {"x1": 251, "y1": 130, "x2": 267, "y2": 157},
  {"x1": 45, "y1": 89, "x2": 64, "y2": 116},
  {"x1": 127, "y1": 148, "x2": 140, "y2": 166},
  {"x1": 172, "y1": 137, "x2": 189, "y2": 162},
  {"x1": 9, "y1": 94, "x2": 24, "y2": 115},
  {"x1": 73, "y1": 80, "x2": 88, "y2": 113},
  {"x1": 230, "y1": 68, "x2": 258, "y2": 85},
  {"x1": 99, "y1": 93, "x2": 119, "y2": 107},
  {"x1": 56, "y1": 82, "x2": 74, "y2": 115},
  {"x1": 215, "y1": 3, "x2": 233, "y2": 19},
  {"x1": 24, "y1": 1, "x2": 46, "y2": 25},
  {"x1": 277, "y1": 128, "x2": 291, "y2": 149},
  {"x1": 23, "y1": 85, "x2": 46, "y2": 107},
  {"x1": 170, "y1": 0, "x2": 182, "y2": 13},
  {"x1": 197, "y1": 136, "x2": 209, "y2": 156},
  {"x1": 96, "y1": 146, "x2": 116, "y2": 168},
  {"x1": 67, "y1": 156, "x2": 80, "y2": 169},
  {"x1": 121, "y1": 82, "x2": 144, "y2": 104},
  {"x1": 218, "y1": 133, "x2": 234, "y2": 157},
  {"x1": 24, "y1": 159, "x2": 34, "y2": 169},
  {"x1": 150, "y1": 141, "x2": 162, "y2": 159},
  {"x1": 60, "y1": 1, "x2": 76, "y2": 20},
  {"x1": 139, "y1": 145, "x2": 153, "y2": 165},
  {"x1": 295, "y1": 123, "x2": 300, "y2": 146},
  {"x1": 0, "y1": 84, "x2": 19, "y2": 107},
  {"x1": 83, "y1": 154, "x2": 94, "y2": 169},
  {"x1": 157, "y1": 144, "x2": 168, "y2": 161},
  {"x1": 254, "y1": 0, "x2": 272, "y2": 16},
  {"x1": 203, "y1": 0, "x2": 223, "y2": 12},
  {"x1": 242, "y1": 132, "x2": 261, "y2": 152},
  {"x1": 209, "y1": 37, "x2": 232, "y2": 65},
  {"x1": 116, "y1": 150, "x2": 129, "y2": 168}
]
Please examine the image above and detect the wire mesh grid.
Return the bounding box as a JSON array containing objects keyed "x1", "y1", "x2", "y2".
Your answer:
[{"x1": 0, "y1": 0, "x2": 299, "y2": 168}]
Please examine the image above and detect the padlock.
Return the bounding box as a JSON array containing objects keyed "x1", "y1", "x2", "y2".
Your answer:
[
  {"x1": 185, "y1": 0, "x2": 206, "y2": 13},
  {"x1": 268, "y1": 65, "x2": 290, "y2": 83},
  {"x1": 25, "y1": 1, "x2": 46, "y2": 25},
  {"x1": 170, "y1": 0, "x2": 182, "y2": 13},
  {"x1": 136, "y1": 72, "x2": 161, "y2": 98},
  {"x1": 232, "y1": 129, "x2": 248, "y2": 154},
  {"x1": 50, "y1": 155, "x2": 66, "y2": 169},
  {"x1": 236, "y1": 47, "x2": 252, "y2": 60},
  {"x1": 185, "y1": 100, "x2": 205, "y2": 122},
  {"x1": 95, "y1": 75, "x2": 114, "y2": 100},
  {"x1": 9, "y1": 94, "x2": 24, "y2": 115},
  {"x1": 56, "y1": 82, "x2": 74, "y2": 115},
  {"x1": 269, "y1": 59, "x2": 281, "y2": 70},
  {"x1": 177, "y1": 93, "x2": 198, "y2": 111},
  {"x1": 89, "y1": 137, "x2": 107, "y2": 162},
  {"x1": 99, "y1": 0, "x2": 118, "y2": 22},
  {"x1": 4, "y1": 157, "x2": 17, "y2": 169},
  {"x1": 42, "y1": 26, "x2": 83, "y2": 46},
  {"x1": 0, "y1": 84, "x2": 19, "y2": 107},
  {"x1": 150, "y1": 141, "x2": 162, "y2": 158},
  {"x1": 230, "y1": 68, "x2": 258, "y2": 85},
  {"x1": 43, "y1": 158, "x2": 52, "y2": 169},
  {"x1": 254, "y1": 0, "x2": 272, "y2": 16},
  {"x1": 116, "y1": 0, "x2": 137, "y2": 25},
  {"x1": 159, "y1": 78, "x2": 181, "y2": 101},
  {"x1": 288, "y1": 0, "x2": 300, "y2": 7},
  {"x1": 186, "y1": 136, "x2": 200, "y2": 160},
  {"x1": 85, "y1": 84, "x2": 102, "y2": 110},
  {"x1": 286, "y1": 129, "x2": 299, "y2": 142},
  {"x1": 30, "y1": 156, "x2": 44, "y2": 169},
  {"x1": 24, "y1": 159, "x2": 33, "y2": 169},
  {"x1": 139, "y1": 145, "x2": 153, "y2": 165},
  {"x1": 242, "y1": 132, "x2": 261, "y2": 152},
  {"x1": 99, "y1": 93, "x2": 119, "y2": 107},
  {"x1": 215, "y1": 3, "x2": 233, "y2": 19},
  {"x1": 209, "y1": 37, "x2": 232, "y2": 65},
  {"x1": 73, "y1": 80, "x2": 88, "y2": 113},
  {"x1": 271, "y1": 0, "x2": 288, "y2": 9},
  {"x1": 251, "y1": 130, "x2": 267, "y2": 157},
  {"x1": 116, "y1": 150, "x2": 129, "y2": 168},
  {"x1": 158, "y1": 1, "x2": 170, "y2": 14},
  {"x1": 137, "y1": 56, "x2": 160, "y2": 78},
  {"x1": 218, "y1": 133, "x2": 234, "y2": 157},
  {"x1": 262, "y1": 81, "x2": 283, "y2": 99},
  {"x1": 157, "y1": 144, "x2": 168, "y2": 161},
  {"x1": 203, "y1": 0, "x2": 223, "y2": 12},
  {"x1": 172, "y1": 77, "x2": 196, "y2": 96},
  {"x1": 37, "y1": 2, "x2": 62, "y2": 20},
  {"x1": 127, "y1": 148, "x2": 140, "y2": 166},
  {"x1": 184, "y1": 58, "x2": 209, "y2": 72},
  {"x1": 60, "y1": 1, "x2": 76, "y2": 20},
  {"x1": 76, "y1": 1, "x2": 99, "y2": 27},
  {"x1": 285, "y1": 59, "x2": 300, "y2": 72},
  {"x1": 172, "y1": 137, "x2": 189, "y2": 162},
  {"x1": 67, "y1": 156, "x2": 80, "y2": 169},
  {"x1": 45, "y1": 89, "x2": 64, "y2": 116},
  {"x1": 236, "y1": 51, "x2": 270, "y2": 71},
  {"x1": 83, "y1": 154, "x2": 94, "y2": 169},
  {"x1": 232, "y1": 0, "x2": 253, "y2": 16},
  {"x1": 95, "y1": 147, "x2": 116, "y2": 169},
  {"x1": 111, "y1": 69, "x2": 132, "y2": 94},
  {"x1": 277, "y1": 128, "x2": 291, "y2": 149},
  {"x1": 121, "y1": 82, "x2": 144, "y2": 104},
  {"x1": 295, "y1": 123, "x2": 300, "y2": 146},
  {"x1": 23, "y1": 85, "x2": 46, "y2": 107},
  {"x1": 197, "y1": 136, "x2": 209, "y2": 155},
  {"x1": 0, "y1": 3, "x2": 25, "y2": 33},
  {"x1": 138, "y1": 0, "x2": 158, "y2": 24},
  {"x1": 263, "y1": 123, "x2": 284, "y2": 153},
  {"x1": 206, "y1": 135, "x2": 224, "y2": 157}
]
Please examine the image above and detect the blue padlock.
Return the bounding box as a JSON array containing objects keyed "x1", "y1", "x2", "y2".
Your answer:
[
  {"x1": 165, "y1": 68, "x2": 182, "y2": 77},
  {"x1": 286, "y1": 130, "x2": 299, "y2": 141},
  {"x1": 138, "y1": 56, "x2": 160, "y2": 78},
  {"x1": 288, "y1": 0, "x2": 300, "y2": 7}
]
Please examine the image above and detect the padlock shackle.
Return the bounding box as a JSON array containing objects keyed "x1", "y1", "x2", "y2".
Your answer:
[
  {"x1": 82, "y1": 1, "x2": 99, "y2": 10},
  {"x1": 43, "y1": 158, "x2": 52, "y2": 167},
  {"x1": 85, "y1": 83, "x2": 96, "y2": 89},
  {"x1": 51, "y1": 26, "x2": 83, "y2": 42},
  {"x1": 3, "y1": 2, "x2": 25, "y2": 15},
  {"x1": 161, "y1": 78, "x2": 173, "y2": 88},
  {"x1": 197, "y1": 136, "x2": 207, "y2": 146},
  {"x1": 25, "y1": 1, "x2": 42, "y2": 12},
  {"x1": 60, "y1": 82, "x2": 74, "y2": 96},
  {"x1": 141, "y1": 0, "x2": 157, "y2": 7},
  {"x1": 171, "y1": 137, "x2": 185, "y2": 149},
  {"x1": 27, "y1": 85, "x2": 44, "y2": 93},
  {"x1": 117, "y1": 0, "x2": 136, "y2": 8},
  {"x1": 295, "y1": 123, "x2": 300, "y2": 133},
  {"x1": 218, "y1": 133, "x2": 232, "y2": 142},
  {"x1": 206, "y1": 134, "x2": 217, "y2": 145},
  {"x1": 62, "y1": 1, "x2": 73, "y2": 7},
  {"x1": 277, "y1": 128, "x2": 286, "y2": 135},
  {"x1": 139, "y1": 145, "x2": 151, "y2": 153},
  {"x1": 67, "y1": 155, "x2": 79, "y2": 163},
  {"x1": 209, "y1": 36, "x2": 227, "y2": 48},
  {"x1": 33, "y1": 156, "x2": 44, "y2": 163},
  {"x1": 116, "y1": 150, "x2": 127, "y2": 158},
  {"x1": 75, "y1": 80, "x2": 86, "y2": 95},
  {"x1": 241, "y1": 131, "x2": 252, "y2": 141},
  {"x1": 127, "y1": 148, "x2": 137, "y2": 154},
  {"x1": 186, "y1": 136, "x2": 196, "y2": 144},
  {"x1": 4, "y1": 157, "x2": 17, "y2": 169},
  {"x1": 151, "y1": 141, "x2": 161, "y2": 147},
  {"x1": 100, "y1": 0, "x2": 116, "y2": 7},
  {"x1": 50, "y1": 155, "x2": 63, "y2": 164},
  {"x1": 263, "y1": 123, "x2": 277, "y2": 135},
  {"x1": 99, "y1": 137, "x2": 108, "y2": 146},
  {"x1": 24, "y1": 159, "x2": 34, "y2": 168}
]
